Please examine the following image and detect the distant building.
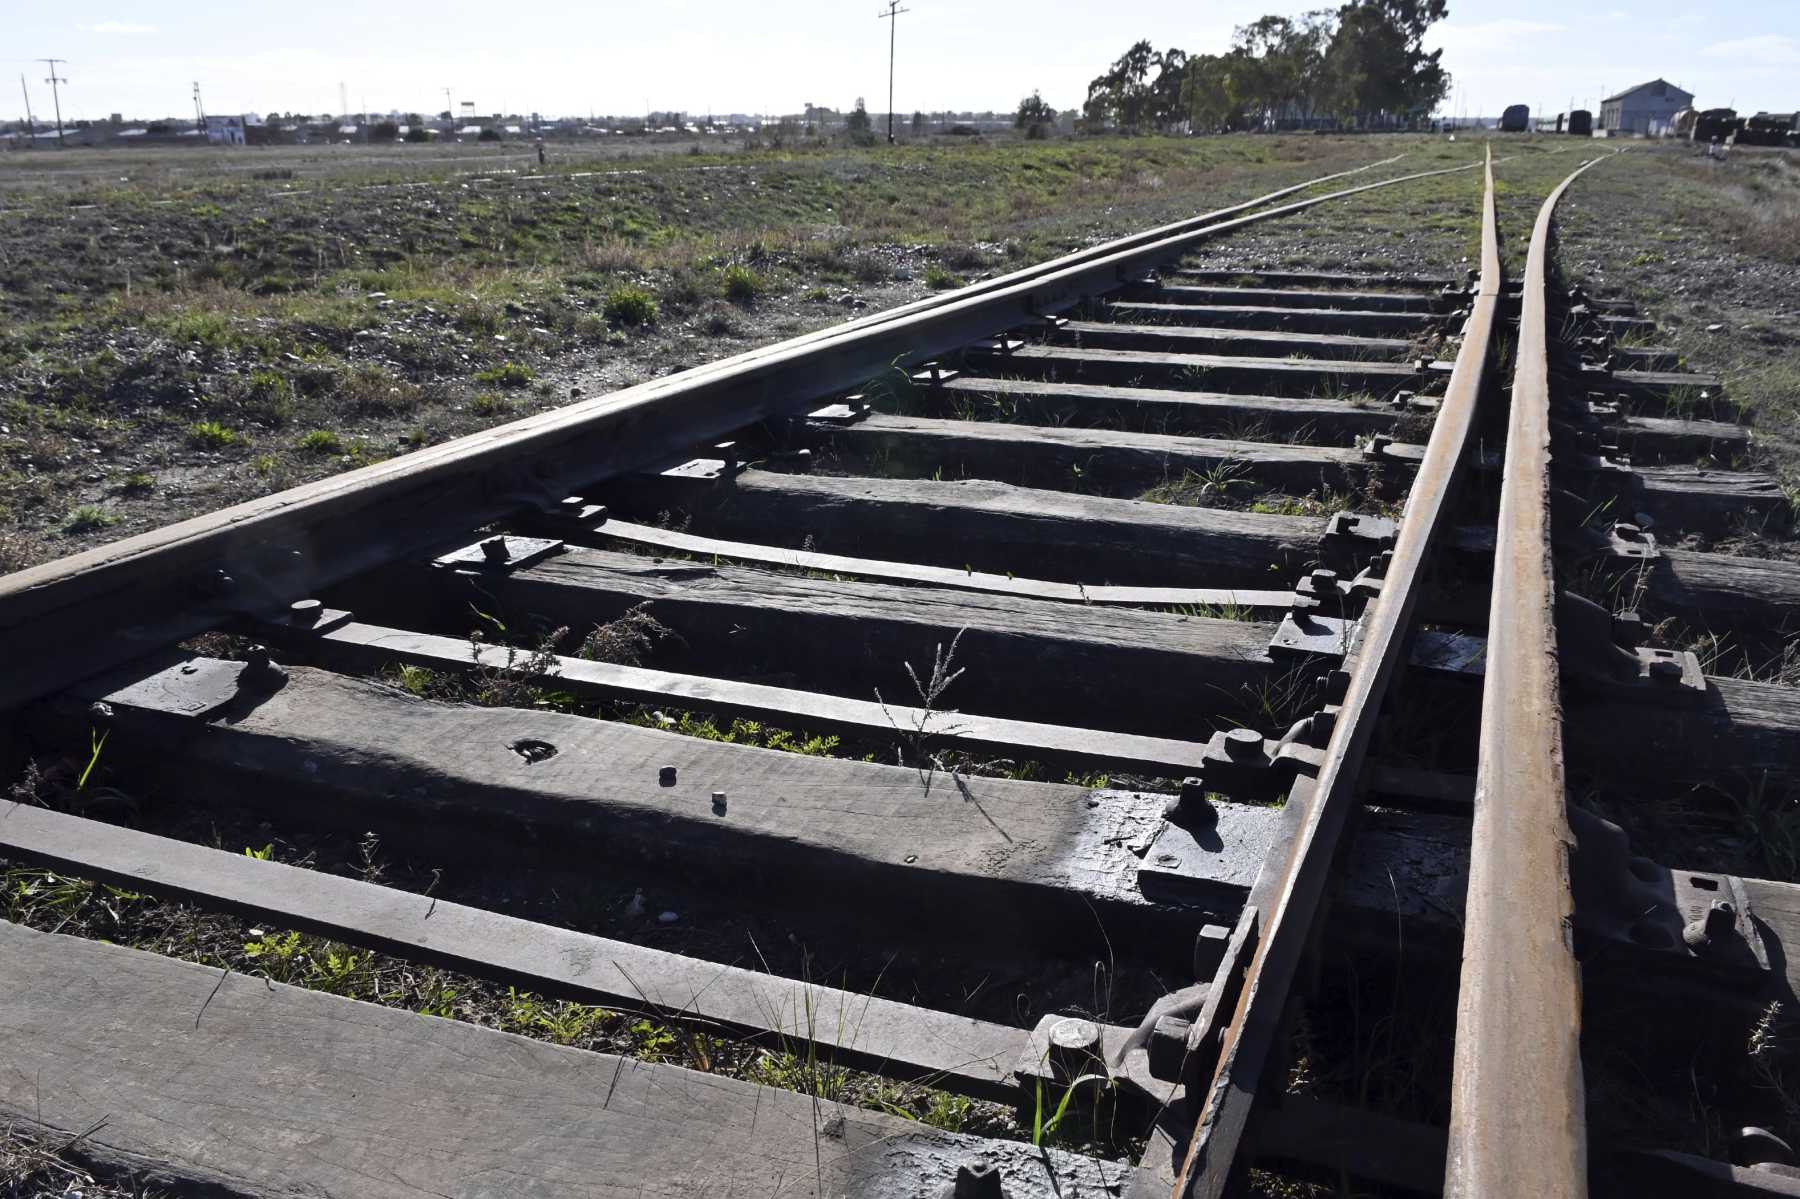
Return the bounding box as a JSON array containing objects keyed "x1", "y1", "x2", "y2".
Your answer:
[
  {"x1": 1599, "y1": 79, "x2": 1693, "y2": 136},
  {"x1": 203, "y1": 114, "x2": 247, "y2": 145}
]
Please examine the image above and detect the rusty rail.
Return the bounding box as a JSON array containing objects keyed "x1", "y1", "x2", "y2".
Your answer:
[
  {"x1": 1444, "y1": 156, "x2": 1607, "y2": 1198},
  {"x1": 1159, "y1": 148, "x2": 1504, "y2": 1199}
]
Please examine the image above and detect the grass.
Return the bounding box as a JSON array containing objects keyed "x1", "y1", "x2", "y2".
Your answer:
[
  {"x1": 603, "y1": 286, "x2": 658, "y2": 326},
  {"x1": 473, "y1": 361, "x2": 535, "y2": 389},
  {"x1": 185, "y1": 419, "x2": 239, "y2": 449},
  {"x1": 924, "y1": 264, "x2": 963, "y2": 290},
  {"x1": 61, "y1": 504, "x2": 117, "y2": 534},
  {"x1": 720, "y1": 264, "x2": 764, "y2": 304},
  {"x1": 296, "y1": 429, "x2": 344, "y2": 455}
]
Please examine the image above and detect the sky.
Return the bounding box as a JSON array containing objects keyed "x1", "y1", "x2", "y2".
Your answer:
[{"x1": 5, "y1": 0, "x2": 1798, "y2": 123}]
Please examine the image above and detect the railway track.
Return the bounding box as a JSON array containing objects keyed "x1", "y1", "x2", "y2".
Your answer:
[{"x1": 2, "y1": 148, "x2": 1798, "y2": 1197}]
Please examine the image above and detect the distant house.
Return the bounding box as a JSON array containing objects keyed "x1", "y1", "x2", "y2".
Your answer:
[
  {"x1": 204, "y1": 115, "x2": 247, "y2": 145},
  {"x1": 1599, "y1": 79, "x2": 1694, "y2": 136}
]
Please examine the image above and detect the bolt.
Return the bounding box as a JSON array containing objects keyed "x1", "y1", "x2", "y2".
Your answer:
[
  {"x1": 711, "y1": 791, "x2": 728, "y2": 814},
  {"x1": 659, "y1": 765, "x2": 677, "y2": 786},
  {"x1": 1683, "y1": 899, "x2": 1737, "y2": 951},
  {"x1": 481, "y1": 536, "x2": 511, "y2": 564},
  {"x1": 1148, "y1": 1014, "x2": 1194, "y2": 1081},
  {"x1": 951, "y1": 1159, "x2": 1004, "y2": 1199},
  {"x1": 1224, "y1": 728, "x2": 1264, "y2": 760},
  {"x1": 241, "y1": 644, "x2": 288, "y2": 688},
  {"x1": 1339, "y1": 514, "x2": 1361, "y2": 530},
  {"x1": 1614, "y1": 522, "x2": 1642, "y2": 541},
  {"x1": 1172, "y1": 778, "x2": 1217, "y2": 825},
  {"x1": 288, "y1": 598, "x2": 323, "y2": 625},
  {"x1": 1367, "y1": 434, "x2": 1392, "y2": 455},
  {"x1": 1308, "y1": 568, "x2": 1338, "y2": 593},
  {"x1": 1154, "y1": 852, "x2": 1181, "y2": 868},
  {"x1": 1046, "y1": 1017, "x2": 1103, "y2": 1084},
  {"x1": 1649, "y1": 658, "x2": 1684, "y2": 683}
]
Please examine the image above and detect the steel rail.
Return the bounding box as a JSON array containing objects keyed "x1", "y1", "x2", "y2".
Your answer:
[
  {"x1": 1153, "y1": 148, "x2": 1503, "y2": 1199},
  {"x1": 0, "y1": 157, "x2": 1487, "y2": 710},
  {"x1": 1444, "y1": 156, "x2": 1607, "y2": 1199}
]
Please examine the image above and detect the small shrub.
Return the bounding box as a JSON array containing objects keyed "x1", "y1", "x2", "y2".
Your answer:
[
  {"x1": 252, "y1": 454, "x2": 277, "y2": 476},
  {"x1": 245, "y1": 369, "x2": 295, "y2": 426},
  {"x1": 63, "y1": 505, "x2": 117, "y2": 534},
  {"x1": 660, "y1": 268, "x2": 706, "y2": 313},
  {"x1": 924, "y1": 264, "x2": 963, "y2": 291},
  {"x1": 721, "y1": 264, "x2": 763, "y2": 304},
  {"x1": 186, "y1": 420, "x2": 240, "y2": 449},
  {"x1": 340, "y1": 365, "x2": 421, "y2": 415},
  {"x1": 470, "y1": 392, "x2": 509, "y2": 416},
  {"x1": 297, "y1": 429, "x2": 344, "y2": 455},
  {"x1": 603, "y1": 286, "x2": 658, "y2": 326},
  {"x1": 118, "y1": 472, "x2": 156, "y2": 494},
  {"x1": 701, "y1": 305, "x2": 741, "y2": 337},
  {"x1": 852, "y1": 253, "x2": 890, "y2": 283},
  {"x1": 474, "y1": 361, "x2": 535, "y2": 389}
]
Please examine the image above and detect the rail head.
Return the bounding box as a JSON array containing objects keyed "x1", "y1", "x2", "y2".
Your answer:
[
  {"x1": 1161, "y1": 147, "x2": 1504, "y2": 1199},
  {"x1": 1444, "y1": 154, "x2": 1611, "y2": 1199}
]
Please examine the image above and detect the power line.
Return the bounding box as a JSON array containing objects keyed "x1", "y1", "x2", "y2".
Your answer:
[
  {"x1": 39, "y1": 58, "x2": 66, "y2": 146},
  {"x1": 877, "y1": 1, "x2": 909, "y2": 144}
]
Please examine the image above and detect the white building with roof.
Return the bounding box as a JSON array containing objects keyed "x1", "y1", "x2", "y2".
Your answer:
[{"x1": 1599, "y1": 79, "x2": 1693, "y2": 136}]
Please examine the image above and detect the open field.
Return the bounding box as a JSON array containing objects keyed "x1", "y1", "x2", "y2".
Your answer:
[
  {"x1": 0, "y1": 134, "x2": 1552, "y2": 570},
  {"x1": 6, "y1": 134, "x2": 1795, "y2": 578}
]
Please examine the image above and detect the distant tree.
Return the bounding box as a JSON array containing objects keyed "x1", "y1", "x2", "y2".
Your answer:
[
  {"x1": 1319, "y1": 0, "x2": 1449, "y2": 121},
  {"x1": 846, "y1": 97, "x2": 876, "y2": 146},
  {"x1": 1082, "y1": 41, "x2": 1188, "y2": 131},
  {"x1": 370, "y1": 120, "x2": 400, "y2": 142},
  {"x1": 438, "y1": 109, "x2": 451, "y2": 121},
  {"x1": 404, "y1": 125, "x2": 430, "y2": 143},
  {"x1": 478, "y1": 127, "x2": 502, "y2": 141},
  {"x1": 404, "y1": 112, "x2": 423, "y2": 126},
  {"x1": 1015, "y1": 91, "x2": 1056, "y2": 139},
  {"x1": 911, "y1": 110, "x2": 925, "y2": 136}
]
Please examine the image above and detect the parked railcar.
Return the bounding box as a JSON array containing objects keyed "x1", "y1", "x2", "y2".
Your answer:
[{"x1": 1500, "y1": 104, "x2": 1530, "y2": 132}]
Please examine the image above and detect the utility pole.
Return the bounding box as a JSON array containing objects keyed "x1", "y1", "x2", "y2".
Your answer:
[
  {"x1": 877, "y1": 1, "x2": 909, "y2": 144},
  {"x1": 19, "y1": 74, "x2": 35, "y2": 146},
  {"x1": 444, "y1": 88, "x2": 453, "y2": 124},
  {"x1": 39, "y1": 59, "x2": 67, "y2": 146},
  {"x1": 192, "y1": 81, "x2": 205, "y2": 129}
]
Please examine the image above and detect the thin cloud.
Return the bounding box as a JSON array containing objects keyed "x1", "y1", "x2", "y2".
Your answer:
[
  {"x1": 1702, "y1": 34, "x2": 1800, "y2": 66},
  {"x1": 81, "y1": 20, "x2": 157, "y2": 34},
  {"x1": 1428, "y1": 19, "x2": 1564, "y2": 51}
]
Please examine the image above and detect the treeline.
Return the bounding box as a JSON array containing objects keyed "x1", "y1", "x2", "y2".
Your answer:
[{"x1": 1083, "y1": 0, "x2": 1451, "y2": 133}]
